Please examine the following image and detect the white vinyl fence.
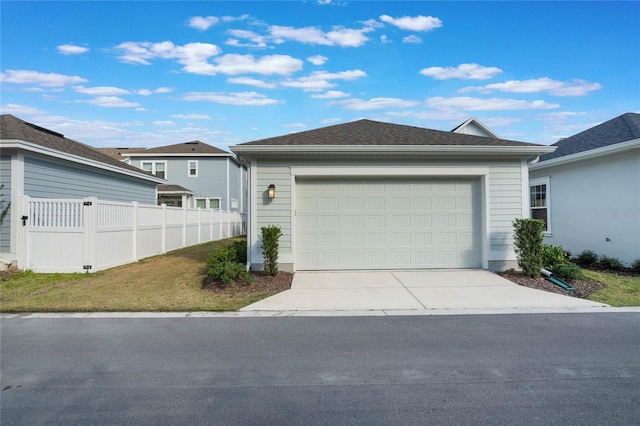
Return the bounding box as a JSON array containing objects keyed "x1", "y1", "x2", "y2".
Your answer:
[{"x1": 15, "y1": 196, "x2": 246, "y2": 273}]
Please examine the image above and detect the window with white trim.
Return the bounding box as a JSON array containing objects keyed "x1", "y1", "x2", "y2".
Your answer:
[
  {"x1": 188, "y1": 160, "x2": 198, "y2": 177},
  {"x1": 195, "y1": 198, "x2": 221, "y2": 210},
  {"x1": 141, "y1": 161, "x2": 166, "y2": 179},
  {"x1": 530, "y1": 177, "x2": 550, "y2": 233}
]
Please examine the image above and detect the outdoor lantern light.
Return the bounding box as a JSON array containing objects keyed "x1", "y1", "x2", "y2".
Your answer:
[{"x1": 268, "y1": 184, "x2": 276, "y2": 199}]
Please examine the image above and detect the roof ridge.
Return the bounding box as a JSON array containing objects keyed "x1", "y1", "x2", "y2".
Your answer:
[{"x1": 621, "y1": 112, "x2": 640, "y2": 139}]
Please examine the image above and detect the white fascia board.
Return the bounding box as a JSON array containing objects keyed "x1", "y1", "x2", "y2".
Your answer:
[
  {"x1": 290, "y1": 166, "x2": 490, "y2": 176},
  {"x1": 122, "y1": 152, "x2": 231, "y2": 157},
  {"x1": 0, "y1": 139, "x2": 166, "y2": 184},
  {"x1": 231, "y1": 144, "x2": 556, "y2": 157},
  {"x1": 529, "y1": 138, "x2": 640, "y2": 171}
]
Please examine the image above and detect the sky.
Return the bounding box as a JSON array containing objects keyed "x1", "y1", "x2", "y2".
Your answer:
[{"x1": 1, "y1": 1, "x2": 639, "y2": 151}]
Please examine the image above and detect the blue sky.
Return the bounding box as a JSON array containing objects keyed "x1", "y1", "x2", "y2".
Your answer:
[{"x1": 1, "y1": 1, "x2": 638, "y2": 150}]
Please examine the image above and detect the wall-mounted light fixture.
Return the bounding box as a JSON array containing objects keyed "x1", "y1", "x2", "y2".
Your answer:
[{"x1": 267, "y1": 184, "x2": 276, "y2": 199}]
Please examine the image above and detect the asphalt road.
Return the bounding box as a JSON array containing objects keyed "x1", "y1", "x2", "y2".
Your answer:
[{"x1": 1, "y1": 313, "x2": 639, "y2": 425}]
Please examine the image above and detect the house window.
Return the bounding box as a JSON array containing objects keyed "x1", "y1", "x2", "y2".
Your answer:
[
  {"x1": 530, "y1": 177, "x2": 550, "y2": 233},
  {"x1": 141, "y1": 161, "x2": 166, "y2": 179},
  {"x1": 188, "y1": 160, "x2": 198, "y2": 177},
  {"x1": 230, "y1": 198, "x2": 239, "y2": 209},
  {"x1": 195, "y1": 198, "x2": 221, "y2": 209}
]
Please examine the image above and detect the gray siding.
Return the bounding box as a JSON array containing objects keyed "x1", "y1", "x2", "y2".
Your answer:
[
  {"x1": 228, "y1": 160, "x2": 241, "y2": 212},
  {"x1": 0, "y1": 156, "x2": 11, "y2": 252},
  {"x1": 131, "y1": 156, "x2": 230, "y2": 209},
  {"x1": 24, "y1": 155, "x2": 156, "y2": 204},
  {"x1": 254, "y1": 158, "x2": 524, "y2": 261}
]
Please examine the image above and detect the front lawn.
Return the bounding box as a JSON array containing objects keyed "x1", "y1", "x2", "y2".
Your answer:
[
  {"x1": 583, "y1": 270, "x2": 640, "y2": 307},
  {"x1": 0, "y1": 238, "x2": 290, "y2": 312}
]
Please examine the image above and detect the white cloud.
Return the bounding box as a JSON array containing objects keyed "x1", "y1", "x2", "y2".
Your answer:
[
  {"x1": 57, "y1": 44, "x2": 89, "y2": 55},
  {"x1": 188, "y1": 16, "x2": 220, "y2": 30},
  {"x1": 307, "y1": 55, "x2": 328, "y2": 65},
  {"x1": 269, "y1": 25, "x2": 370, "y2": 47},
  {"x1": 379, "y1": 15, "x2": 442, "y2": 32},
  {"x1": 75, "y1": 86, "x2": 130, "y2": 96},
  {"x1": 154, "y1": 87, "x2": 173, "y2": 94},
  {"x1": 171, "y1": 114, "x2": 212, "y2": 120},
  {"x1": 281, "y1": 69, "x2": 366, "y2": 91},
  {"x1": 333, "y1": 97, "x2": 419, "y2": 111},
  {"x1": 227, "y1": 77, "x2": 277, "y2": 89},
  {"x1": 213, "y1": 54, "x2": 303, "y2": 76},
  {"x1": 0, "y1": 69, "x2": 87, "y2": 86},
  {"x1": 539, "y1": 111, "x2": 587, "y2": 120},
  {"x1": 183, "y1": 91, "x2": 282, "y2": 106},
  {"x1": 221, "y1": 14, "x2": 251, "y2": 23},
  {"x1": 282, "y1": 122, "x2": 307, "y2": 128},
  {"x1": 380, "y1": 35, "x2": 391, "y2": 44},
  {"x1": 403, "y1": 35, "x2": 422, "y2": 44},
  {"x1": 425, "y1": 96, "x2": 559, "y2": 111},
  {"x1": 84, "y1": 96, "x2": 141, "y2": 108},
  {"x1": 153, "y1": 121, "x2": 176, "y2": 126},
  {"x1": 311, "y1": 90, "x2": 350, "y2": 99},
  {"x1": 226, "y1": 29, "x2": 268, "y2": 48},
  {"x1": 115, "y1": 41, "x2": 222, "y2": 71},
  {"x1": 0, "y1": 104, "x2": 46, "y2": 115},
  {"x1": 460, "y1": 77, "x2": 602, "y2": 96},
  {"x1": 420, "y1": 63, "x2": 503, "y2": 80},
  {"x1": 320, "y1": 117, "x2": 342, "y2": 124}
]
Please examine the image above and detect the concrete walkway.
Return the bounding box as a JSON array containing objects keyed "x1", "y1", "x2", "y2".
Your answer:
[{"x1": 241, "y1": 270, "x2": 609, "y2": 313}]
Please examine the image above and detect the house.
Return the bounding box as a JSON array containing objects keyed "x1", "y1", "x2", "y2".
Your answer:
[
  {"x1": 529, "y1": 112, "x2": 640, "y2": 266},
  {"x1": 231, "y1": 119, "x2": 554, "y2": 272},
  {"x1": 118, "y1": 141, "x2": 247, "y2": 212},
  {"x1": 0, "y1": 114, "x2": 165, "y2": 265},
  {"x1": 451, "y1": 117, "x2": 501, "y2": 139}
]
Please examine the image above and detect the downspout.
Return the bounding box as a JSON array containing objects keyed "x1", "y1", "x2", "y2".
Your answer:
[
  {"x1": 235, "y1": 153, "x2": 251, "y2": 271},
  {"x1": 527, "y1": 155, "x2": 540, "y2": 165}
]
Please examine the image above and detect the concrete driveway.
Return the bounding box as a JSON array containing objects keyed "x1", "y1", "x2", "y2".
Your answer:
[{"x1": 241, "y1": 270, "x2": 609, "y2": 314}]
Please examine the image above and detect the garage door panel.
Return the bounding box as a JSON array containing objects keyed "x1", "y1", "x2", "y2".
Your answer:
[{"x1": 296, "y1": 178, "x2": 481, "y2": 270}]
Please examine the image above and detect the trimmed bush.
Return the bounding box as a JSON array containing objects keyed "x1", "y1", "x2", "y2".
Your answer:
[
  {"x1": 261, "y1": 225, "x2": 282, "y2": 276},
  {"x1": 205, "y1": 243, "x2": 254, "y2": 287},
  {"x1": 599, "y1": 255, "x2": 625, "y2": 271},
  {"x1": 513, "y1": 218, "x2": 545, "y2": 278},
  {"x1": 576, "y1": 250, "x2": 598, "y2": 267},
  {"x1": 551, "y1": 262, "x2": 585, "y2": 281},
  {"x1": 541, "y1": 244, "x2": 569, "y2": 269}
]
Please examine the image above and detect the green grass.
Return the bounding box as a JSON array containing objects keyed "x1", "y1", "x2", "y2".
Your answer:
[
  {"x1": 585, "y1": 270, "x2": 640, "y2": 307},
  {"x1": 0, "y1": 238, "x2": 274, "y2": 312}
]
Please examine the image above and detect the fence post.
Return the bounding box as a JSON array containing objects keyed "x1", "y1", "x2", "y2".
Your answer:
[
  {"x1": 182, "y1": 204, "x2": 187, "y2": 248},
  {"x1": 198, "y1": 208, "x2": 202, "y2": 244},
  {"x1": 227, "y1": 211, "x2": 231, "y2": 238},
  {"x1": 15, "y1": 195, "x2": 29, "y2": 270},
  {"x1": 83, "y1": 197, "x2": 98, "y2": 272},
  {"x1": 161, "y1": 204, "x2": 167, "y2": 254},
  {"x1": 132, "y1": 201, "x2": 138, "y2": 262},
  {"x1": 210, "y1": 208, "x2": 214, "y2": 242}
]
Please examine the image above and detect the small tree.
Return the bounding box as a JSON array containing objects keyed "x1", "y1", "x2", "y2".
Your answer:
[
  {"x1": 513, "y1": 218, "x2": 545, "y2": 278},
  {"x1": 261, "y1": 225, "x2": 282, "y2": 276}
]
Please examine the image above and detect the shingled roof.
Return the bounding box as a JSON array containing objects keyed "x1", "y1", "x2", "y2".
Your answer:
[
  {"x1": 123, "y1": 140, "x2": 230, "y2": 155},
  {"x1": 239, "y1": 119, "x2": 540, "y2": 147},
  {"x1": 0, "y1": 114, "x2": 160, "y2": 179},
  {"x1": 539, "y1": 112, "x2": 640, "y2": 162}
]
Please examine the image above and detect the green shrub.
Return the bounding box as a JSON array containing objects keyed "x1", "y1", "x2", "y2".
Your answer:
[
  {"x1": 207, "y1": 261, "x2": 254, "y2": 287},
  {"x1": 576, "y1": 250, "x2": 598, "y2": 266},
  {"x1": 205, "y1": 242, "x2": 254, "y2": 287},
  {"x1": 632, "y1": 259, "x2": 640, "y2": 273},
  {"x1": 261, "y1": 225, "x2": 282, "y2": 276},
  {"x1": 513, "y1": 218, "x2": 545, "y2": 278},
  {"x1": 599, "y1": 255, "x2": 625, "y2": 271},
  {"x1": 541, "y1": 244, "x2": 569, "y2": 269},
  {"x1": 551, "y1": 262, "x2": 585, "y2": 281}
]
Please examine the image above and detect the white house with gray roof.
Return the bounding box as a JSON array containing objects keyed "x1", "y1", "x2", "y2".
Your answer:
[
  {"x1": 0, "y1": 114, "x2": 164, "y2": 265},
  {"x1": 529, "y1": 112, "x2": 640, "y2": 266},
  {"x1": 120, "y1": 141, "x2": 247, "y2": 213},
  {"x1": 232, "y1": 119, "x2": 554, "y2": 273}
]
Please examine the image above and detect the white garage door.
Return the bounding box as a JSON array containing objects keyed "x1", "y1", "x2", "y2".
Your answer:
[{"x1": 296, "y1": 177, "x2": 482, "y2": 270}]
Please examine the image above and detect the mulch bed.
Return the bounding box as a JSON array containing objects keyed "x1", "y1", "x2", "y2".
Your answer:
[
  {"x1": 497, "y1": 271, "x2": 604, "y2": 299},
  {"x1": 202, "y1": 271, "x2": 294, "y2": 295}
]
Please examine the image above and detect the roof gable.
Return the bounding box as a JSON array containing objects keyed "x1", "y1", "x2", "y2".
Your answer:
[
  {"x1": 238, "y1": 119, "x2": 538, "y2": 147},
  {"x1": 451, "y1": 117, "x2": 501, "y2": 139},
  {"x1": 0, "y1": 114, "x2": 160, "y2": 176},
  {"x1": 539, "y1": 112, "x2": 640, "y2": 162},
  {"x1": 126, "y1": 140, "x2": 230, "y2": 155}
]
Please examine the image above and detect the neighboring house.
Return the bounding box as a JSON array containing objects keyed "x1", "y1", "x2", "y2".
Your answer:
[
  {"x1": 0, "y1": 114, "x2": 165, "y2": 264},
  {"x1": 529, "y1": 112, "x2": 640, "y2": 266},
  {"x1": 232, "y1": 119, "x2": 554, "y2": 272},
  {"x1": 119, "y1": 141, "x2": 247, "y2": 212},
  {"x1": 451, "y1": 117, "x2": 501, "y2": 139}
]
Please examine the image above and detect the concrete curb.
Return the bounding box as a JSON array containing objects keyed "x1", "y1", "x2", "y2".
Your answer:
[{"x1": 2, "y1": 306, "x2": 640, "y2": 319}]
